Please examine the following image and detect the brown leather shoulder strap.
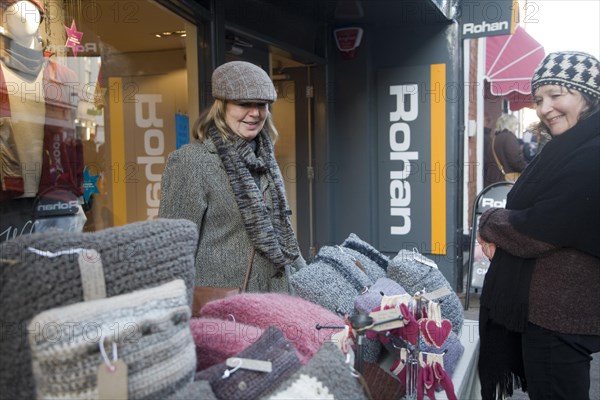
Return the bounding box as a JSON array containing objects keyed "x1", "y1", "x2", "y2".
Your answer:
[
  {"x1": 491, "y1": 133, "x2": 506, "y2": 174},
  {"x1": 241, "y1": 249, "x2": 256, "y2": 292}
]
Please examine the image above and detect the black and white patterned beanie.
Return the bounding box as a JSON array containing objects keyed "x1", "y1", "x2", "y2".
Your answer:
[{"x1": 531, "y1": 51, "x2": 600, "y2": 98}]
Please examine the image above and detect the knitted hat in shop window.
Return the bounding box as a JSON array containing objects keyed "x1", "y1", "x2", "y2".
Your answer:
[
  {"x1": 387, "y1": 249, "x2": 464, "y2": 335},
  {"x1": 190, "y1": 317, "x2": 265, "y2": 371},
  {"x1": 196, "y1": 326, "x2": 301, "y2": 400},
  {"x1": 266, "y1": 342, "x2": 369, "y2": 400},
  {"x1": 0, "y1": 218, "x2": 198, "y2": 400},
  {"x1": 199, "y1": 292, "x2": 346, "y2": 365},
  {"x1": 531, "y1": 51, "x2": 600, "y2": 98},
  {"x1": 28, "y1": 280, "x2": 198, "y2": 399},
  {"x1": 212, "y1": 61, "x2": 277, "y2": 102}
]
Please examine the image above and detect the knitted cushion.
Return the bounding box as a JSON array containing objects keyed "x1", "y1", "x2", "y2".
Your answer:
[
  {"x1": 290, "y1": 245, "x2": 373, "y2": 316},
  {"x1": 387, "y1": 250, "x2": 463, "y2": 334},
  {"x1": 199, "y1": 293, "x2": 345, "y2": 364},
  {"x1": 28, "y1": 279, "x2": 196, "y2": 399},
  {"x1": 341, "y1": 233, "x2": 391, "y2": 272},
  {"x1": 196, "y1": 326, "x2": 300, "y2": 400},
  {"x1": 191, "y1": 317, "x2": 264, "y2": 371},
  {"x1": 265, "y1": 342, "x2": 369, "y2": 400},
  {"x1": 0, "y1": 218, "x2": 198, "y2": 400}
]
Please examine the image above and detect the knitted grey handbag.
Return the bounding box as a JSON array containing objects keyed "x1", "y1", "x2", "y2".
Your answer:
[
  {"x1": 387, "y1": 249, "x2": 464, "y2": 334},
  {"x1": 290, "y1": 245, "x2": 373, "y2": 316},
  {"x1": 28, "y1": 280, "x2": 196, "y2": 400},
  {"x1": 0, "y1": 218, "x2": 198, "y2": 400},
  {"x1": 341, "y1": 233, "x2": 391, "y2": 273}
]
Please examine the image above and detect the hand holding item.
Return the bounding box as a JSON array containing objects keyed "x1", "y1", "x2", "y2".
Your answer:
[{"x1": 476, "y1": 232, "x2": 496, "y2": 260}]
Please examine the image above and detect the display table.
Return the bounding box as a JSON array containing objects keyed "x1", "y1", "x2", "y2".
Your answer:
[
  {"x1": 441, "y1": 319, "x2": 481, "y2": 400},
  {"x1": 380, "y1": 319, "x2": 481, "y2": 400}
]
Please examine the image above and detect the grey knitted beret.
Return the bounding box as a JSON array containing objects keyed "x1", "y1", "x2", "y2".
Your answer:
[
  {"x1": 387, "y1": 249, "x2": 463, "y2": 334},
  {"x1": 290, "y1": 245, "x2": 374, "y2": 316},
  {"x1": 196, "y1": 326, "x2": 301, "y2": 400},
  {"x1": 531, "y1": 51, "x2": 600, "y2": 98},
  {"x1": 212, "y1": 61, "x2": 277, "y2": 102},
  {"x1": 354, "y1": 277, "x2": 407, "y2": 315},
  {"x1": 265, "y1": 342, "x2": 369, "y2": 400},
  {"x1": 0, "y1": 218, "x2": 198, "y2": 400},
  {"x1": 29, "y1": 280, "x2": 196, "y2": 399}
]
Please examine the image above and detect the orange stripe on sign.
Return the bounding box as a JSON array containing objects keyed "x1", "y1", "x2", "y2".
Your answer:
[
  {"x1": 109, "y1": 77, "x2": 127, "y2": 226},
  {"x1": 430, "y1": 64, "x2": 446, "y2": 255}
]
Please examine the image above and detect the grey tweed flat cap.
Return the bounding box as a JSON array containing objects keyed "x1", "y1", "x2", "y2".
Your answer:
[{"x1": 212, "y1": 61, "x2": 277, "y2": 102}]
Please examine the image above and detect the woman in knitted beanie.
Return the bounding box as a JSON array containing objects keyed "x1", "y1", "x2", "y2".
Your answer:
[
  {"x1": 159, "y1": 61, "x2": 305, "y2": 294},
  {"x1": 477, "y1": 51, "x2": 600, "y2": 400}
]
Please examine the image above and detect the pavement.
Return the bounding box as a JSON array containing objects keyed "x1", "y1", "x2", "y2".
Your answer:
[{"x1": 460, "y1": 288, "x2": 600, "y2": 399}]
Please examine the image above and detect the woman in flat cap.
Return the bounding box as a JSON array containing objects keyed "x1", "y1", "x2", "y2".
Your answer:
[
  {"x1": 477, "y1": 51, "x2": 600, "y2": 400},
  {"x1": 159, "y1": 61, "x2": 306, "y2": 295}
]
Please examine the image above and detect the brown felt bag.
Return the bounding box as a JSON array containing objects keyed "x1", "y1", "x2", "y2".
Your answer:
[{"x1": 192, "y1": 249, "x2": 255, "y2": 317}]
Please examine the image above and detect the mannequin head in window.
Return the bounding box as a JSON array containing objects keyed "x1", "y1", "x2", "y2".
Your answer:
[{"x1": 1, "y1": 0, "x2": 45, "y2": 49}]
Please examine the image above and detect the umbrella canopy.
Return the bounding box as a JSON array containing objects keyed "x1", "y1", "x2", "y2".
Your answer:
[{"x1": 485, "y1": 25, "x2": 545, "y2": 109}]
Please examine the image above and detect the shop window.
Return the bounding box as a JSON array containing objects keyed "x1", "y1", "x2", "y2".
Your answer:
[{"x1": 0, "y1": 0, "x2": 199, "y2": 241}]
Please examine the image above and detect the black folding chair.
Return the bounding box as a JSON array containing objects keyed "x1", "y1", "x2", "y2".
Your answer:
[{"x1": 464, "y1": 181, "x2": 514, "y2": 310}]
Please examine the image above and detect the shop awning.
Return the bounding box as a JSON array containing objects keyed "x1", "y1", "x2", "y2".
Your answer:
[{"x1": 485, "y1": 25, "x2": 545, "y2": 109}]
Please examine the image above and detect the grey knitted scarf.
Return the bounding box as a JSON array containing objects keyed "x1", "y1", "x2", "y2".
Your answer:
[{"x1": 207, "y1": 126, "x2": 299, "y2": 269}]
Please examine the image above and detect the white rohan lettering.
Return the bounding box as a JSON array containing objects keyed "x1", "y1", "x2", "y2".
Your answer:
[
  {"x1": 135, "y1": 94, "x2": 164, "y2": 220},
  {"x1": 463, "y1": 21, "x2": 509, "y2": 35},
  {"x1": 389, "y1": 84, "x2": 419, "y2": 235},
  {"x1": 480, "y1": 197, "x2": 506, "y2": 208}
]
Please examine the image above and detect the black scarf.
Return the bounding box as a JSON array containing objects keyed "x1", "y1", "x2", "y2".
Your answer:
[
  {"x1": 207, "y1": 126, "x2": 299, "y2": 269},
  {"x1": 479, "y1": 110, "x2": 600, "y2": 399}
]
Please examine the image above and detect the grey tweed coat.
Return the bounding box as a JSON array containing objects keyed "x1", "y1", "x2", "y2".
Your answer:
[{"x1": 158, "y1": 138, "x2": 305, "y2": 292}]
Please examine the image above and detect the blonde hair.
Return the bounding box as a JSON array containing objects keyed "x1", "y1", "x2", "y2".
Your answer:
[
  {"x1": 495, "y1": 113, "x2": 519, "y2": 134},
  {"x1": 192, "y1": 99, "x2": 279, "y2": 143}
]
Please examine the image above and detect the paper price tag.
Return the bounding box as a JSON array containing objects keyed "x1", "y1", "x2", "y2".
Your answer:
[
  {"x1": 381, "y1": 294, "x2": 411, "y2": 309},
  {"x1": 78, "y1": 250, "x2": 106, "y2": 301},
  {"x1": 369, "y1": 308, "x2": 405, "y2": 332},
  {"x1": 97, "y1": 360, "x2": 128, "y2": 400},
  {"x1": 414, "y1": 252, "x2": 438, "y2": 269},
  {"x1": 226, "y1": 357, "x2": 272, "y2": 373}
]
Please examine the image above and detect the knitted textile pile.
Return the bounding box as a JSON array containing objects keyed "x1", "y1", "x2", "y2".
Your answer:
[
  {"x1": 29, "y1": 280, "x2": 196, "y2": 399},
  {"x1": 196, "y1": 326, "x2": 300, "y2": 400},
  {"x1": 0, "y1": 218, "x2": 198, "y2": 400},
  {"x1": 190, "y1": 317, "x2": 265, "y2": 371},
  {"x1": 199, "y1": 292, "x2": 345, "y2": 365},
  {"x1": 265, "y1": 342, "x2": 369, "y2": 400}
]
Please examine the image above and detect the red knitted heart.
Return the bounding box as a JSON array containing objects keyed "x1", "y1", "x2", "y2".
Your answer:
[
  {"x1": 418, "y1": 318, "x2": 434, "y2": 346},
  {"x1": 423, "y1": 319, "x2": 452, "y2": 348}
]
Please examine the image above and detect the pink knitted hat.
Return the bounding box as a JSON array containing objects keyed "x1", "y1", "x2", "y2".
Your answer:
[{"x1": 200, "y1": 293, "x2": 345, "y2": 364}]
